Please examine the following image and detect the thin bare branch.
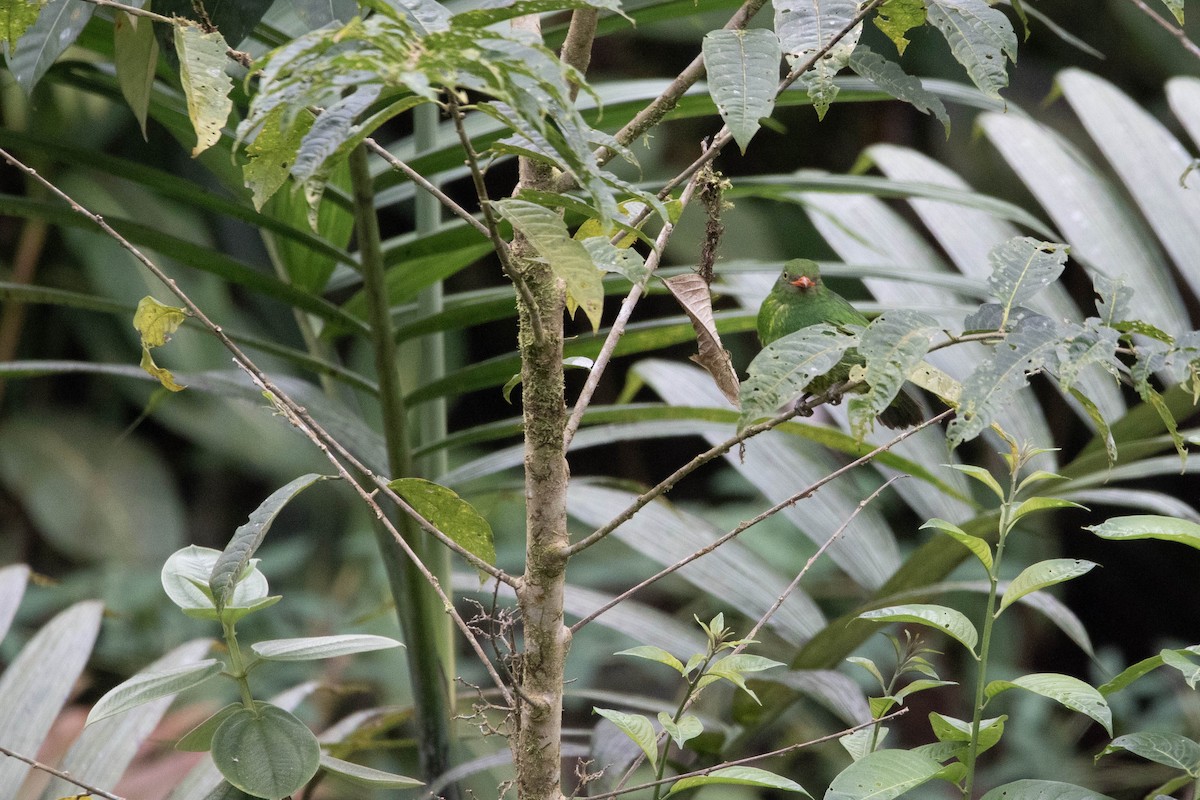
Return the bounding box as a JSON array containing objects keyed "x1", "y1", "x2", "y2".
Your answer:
[
  {"x1": 79, "y1": 0, "x2": 173, "y2": 24},
  {"x1": 569, "y1": 411, "x2": 951, "y2": 632},
  {"x1": 1124, "y1": 0, "x2": 1200, "y2": 60},
  {"x1": 364, "y1": 138, "x2": 492, "y2": 239},
  {"x1": 0, "y1": 744, "x2": 125, "y2": 800}
]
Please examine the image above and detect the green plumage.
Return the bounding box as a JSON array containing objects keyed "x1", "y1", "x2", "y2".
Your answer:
[{"x1": 756, "y1": 259, "x2": 923, "y2": 429}]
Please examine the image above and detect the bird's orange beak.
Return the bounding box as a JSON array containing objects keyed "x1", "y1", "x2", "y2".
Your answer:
[{"x1": 790, "y1": 275, "x2": 816, "y2": 289}]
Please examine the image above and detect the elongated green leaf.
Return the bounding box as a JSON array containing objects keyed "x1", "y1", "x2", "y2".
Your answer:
[
  {"x1": 702, "y1": 29, "x2": 781, "y2": 152},
  {"x1": 825, "y1": 749, "x2": 946, "y2": 800},
  {"x1": 847, "y1": 309, "x2": 937, "y2": 439},
  {"x1": 926, "y1": 0, "x2": 1016, "y2": 100},
  {"x1": 858, "y1": 603, "x2": 979, "y2": 654},
  {"x1": 174, "y1": 22, "x2": 233, "y2": 157},
  {"x1": 319, "y1": 754, "x2": 423, "y2": 788},
  {"x1": 87, "y1": 659, "x2": 224, "y2": 726},
  {"x1": 1010, "y1": 496, "x2": 1086, "y2": 525},
  {"x1": 1087, "y1": 514, "x2": 1200, "y2": 549},
  {"x1": 389, "y1": 477, "x2": 496, "y2": 577},
  {"x1": 657, "y1": 713, "x2": 703, "y2": 748},
  {"x1": 920, "y1": 518, "x2": 992, "y2": 571},
  {"x1": 985, "y1": 673, "x2": 1112, "y2": 734},
  {"x1": 616, "y1": 645, "x2": 686, "y2": 675},
  {"x1": 594, "y1": 707, "x2": 658, "y2": 768},
  {"x1": 5, "y1": 0, "x2": 94, "y2": 94},
  {"x1": 0, "y1": 601, "x2": 103, "y2": 790},
  {"x1": 848, "y1": 46, "x2": 950, "y2": 134},
  {"x1": 997, "y1": 559, "x2": 1097, "y2": 615},
  {"x1": 212, "y1": 704, "x2": 321, "y2": 797},
  {"x1": 1162, "y1": 648, "x2": 1200, "y2": 687},
  {"x1": 667, "y1": 766, "x2": 810, "y2": 797},
  {"x1": 987, "y1": 238, "x2": 1069, "y2": 329},
  {"x1": 210, "y1": 474, "x2": 327, "y2": 611},
  {"x1": 980, "y1": 780, "x2": 1116, "y2": 800},
  {"x1": 739, "y1": 324, "x2": 857, "y2": 431},
  {"x1": 947, "y1": 315, "x2": 1061, "y2": 447},
  {"x1": 113, "y1": 9, "x2": 158, "y2": 139},
  {"x1": 874, "y1": 0, "x2": 925, "y2": 55},
  {"x1": 1098, "y1": 731, "x2": 1200, "y2": 774},
  {"x1": 251, "y1": 634, "x2": 402, "y2": 662},
  {"x1": 0, "y1": 563, "x2": 29, "y2": 644},
  {"x1": 496, "y1": 199, "x2": 604, "y2": 331},
  {"x1": 1, "y1": 0, "x2": 44, "y2": 50}
]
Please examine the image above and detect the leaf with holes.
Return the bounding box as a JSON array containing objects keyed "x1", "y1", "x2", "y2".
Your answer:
[
  {"x1": 174, "y1": 21, "x2": 233, "y2": 157},
  {"x1": 702, "y1": 29, "x2": 781, "y2": 152}
]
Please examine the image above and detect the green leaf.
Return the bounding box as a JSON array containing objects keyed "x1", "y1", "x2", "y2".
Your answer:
[
  {"x1": 846, "y1": 656, "x2": 885, "y2": 687},
  {"x1": 858, "y1": 604, "x2": 979, "y2": 654},
  {"x1": 847, "y1": 309, "x2": 937, "y2": 439},
  {"x1": 161, "y1": 545, "x2": 270, "y2": 618},
  {"x1": 987, "y1": 237, "x2": 1069, "y2": 329},
  {"x1": 1098, "y1": 731, "x2": 1200, "y2": 774},
  {"x1": 1065, "y1": 386, "x2": 1117, "y2": 468},
  {"x1": 251, "y1": 634, "x2": 402, "y2": 662},
  {"x1": 87, "y1": 660, "x2": 224, "y2": 726},
  {"x1": 947, "y1": 315, "x2": 1061, "y2": 448},
  {"x1": 848, "y1": 46, "x2": 950, "y2": 134},
  {"x1": 388, "y1": 477, "x2": 497, "y2": 578},
  {"x1": 980, "y1": 780, "x2": 1117, "y2": 800},
  {"x1": 667, "y1": 766, "x2": 810, "y2": 797},
  {"x1": 174, "y1": 21, "x2": 233, "y2": 157},
  {"x1": 925, "y1": 0, "x2": 1017, "y2": 100},
  {"x1": 874, "y1": 0, "x2": 925, "y2": 55},
  {"x1": 702, "y1": 29, "x2": 781, "y2": 153},
  {"x1": 1, "y1": 0, "x2": 45, "y2": 51},
  {"x1": 153, "y1": 0, "x2": 273, "y2": 49},
  {"x1": 1158, "y1": 0, "x2": 1184, "y2": 24},
  {"x1": 210, "y1": 474, "x2": 327, "y2": 612},
  {"x1": 950, "y1": 464, "x2": 1006, "y2": 501},
  {"x1": 177, "y1": 703, "x2": 243, "y2": 752},
  {"x1": 657, "y1": 712, "x2": 703, "y2": 749},
  {"x1": 774, "y1": 0, "x2": 862, "y2": 119},
  {"x1": 738, "y1": 324, "x2": 857, "y2": 431},
  {"x1": 615, "y1": 645, "x2": 686, "y2": 675},
  {"x1": 293, "y1": 0, "x2": 358, "y2": 26},
  {"x1": 1010, "y1": 496, "x2": 1087, "y2": 525},
  {"x1": 841, "y1": 726, "x2": 886, "y2": 760},
  {"x1": 594, "y1": 707, "x2": 658, "y2": 768},
  {"x1": 892, "y1": 678, "x2": 956, "y2": 703},
  {"x1": 5, "y1": 0, "x2": 93, "y2": 94},
  {"x1": 113, "y1": 8, "x2": 159, "y2": 140},
  {"x1": 929, "y1": 712, "x2": 1005, "y2": 753},
  {"x1": 1087, "y1": 515, "x2": 1200, "y2": 550},
  {"x1": 984, "y1": 673, "x2": 1112, "y2": 735},
  {"x1": 496, "y1": 199, "x2": 604, "y2": 331},
  {"x1": 998, "y1": 559, "x2": 1097, "y2": 615},
  {"x1": 319, "y1": 753, "x2": 424, "y2": 788},
  {"x1": 919, "y1": 518, "x2": 993, "y2": 571},
  {"x1": 1162, "y1": 649, "x2": 1200, "y2": 688},
  {"x1": 245, "y1": 107, "x2": 316, "y2": 212},
  {"x1": 211, "y1": 704, "x2": 321, "y2": 798},
  {"x1": 825, "y1": 749, "x2": 946, "y2": 800}
]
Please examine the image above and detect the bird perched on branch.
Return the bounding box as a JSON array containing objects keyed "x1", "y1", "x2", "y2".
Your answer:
[{"x1": 756, "y1": 259, "x2": 923, "y2": 429}]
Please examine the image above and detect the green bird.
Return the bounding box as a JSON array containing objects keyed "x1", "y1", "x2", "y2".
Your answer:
[{"x1": 757, "y1": 259, "x2": 924, "y2": 430}]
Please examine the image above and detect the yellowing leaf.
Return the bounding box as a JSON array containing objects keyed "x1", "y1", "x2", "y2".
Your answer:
[
  {"x1": 2, "y1": 0, "x2": 46, "y2": 50},
  {"x1": 244, "y1": 105, "x2": 315, "y2": 211},
  {"x1": 140, "y1": 347, "x2": 186, "y2": 392},
  {"x1": 133, "y1": 296, "x2": 186, "y2": 347},
  {"x1": 174, "y1": 21, "x2": 233, "y2": 157}
]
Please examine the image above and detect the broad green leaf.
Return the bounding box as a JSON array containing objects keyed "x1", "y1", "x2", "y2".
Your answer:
[
  {"x1": 1010, "y1": 496, "x2": 1086, "y2": 525},
  {"x1": 211, "y1": 705, "x2": 321, "y2": 798},
  {"x1": 113, "y1": 8, "x2": 158, "y2": 140},
  {"x1": 1, "y1": 0, "x2": 44, "y2": 50},
  {"x1": 662, "y1": 273, "x2": 739, "y2": 405},
  {"x1": 1097, "y1": 649, "x2": 1190, "y2": 696},
  {"x1": 87, "y1": 660, "x2": 224, "y2": 726},
  {"x1": 950, "y1": 464, "x2": 1005, "y2": 501},
  {"x1": 774, "y1": 0, "x2": 862, "y2": 119},
  {"x1": 840, "y1": 726, "x2": 886, "y2": 760},
  {"x1": 998, "y1": 559, "x2": 1097, "y2": 615},
  {"x1": 920, "y1": 518, "x2": 993, "y2": 571},
  {"x1": 893, "y1": 678, "x2": 956, "y2": 703},
  {"x1": 385, "y1": 0, "x2": 452, "y2": 34},
  {"x1": 319, "y1": 754, "x2": 423, "y2": 788},
  {"x1": 987, "y1": 237, "x2": 1069, "y2": 329},
  {"x1": 984, "y1": 673, "x2": 1112, "y2": 734},
  {"x1": 1162, "y1": 649, "x2": 1200, "y2": 688},
  {"x1": 825, "y1": 748, "x2": 946, "y2": 800},
  {"x1": 174, "y1": 22, "x2": 233, "y2": 157},
  {"x1": 847, "y1": 309, "x2": 937, "y2": 439},
  {"x1": 848, "y1": 46, "x2": 950, "y2": 134},
  {"x1": 245, "y1": 106, "x2": 316, "y2": 212},
  {"x1": 388, "y1": 477, "x2": 497, "y2": 578},
  {"x1": 738, "y1": 324, "x2": 857, "y2": 431},
  {"x1": 929, "y1": 712, "x2": 1005, "y2": 753},
  {"x1": 496, "y1": 199, "x2": 604, "y2": 331},
  {"x1": 5, "y1": 0, "x2": 93, "y2": 94},
  {"x1": 615, "y1": 645, "x2": 686, "y2": 675},
  {"x1": 0, "y1": 601, "x2": 102, "y2": 790},
  {"x1": 980, "y1": 780, "x2": 1117, "y2": 800},
  {"x1": 858, "y1": 604, "x2": 979, "y2": 654},
  {"x1": 657, "y1": 712, "x2": 703, "y2": 748},
  {"x1": 210, "y1": 474, "x2": 327, "y2": 611},
  {"x1": 580, "y1": 235, "x2": 650, "y2": 283},
  {"x1": 947, "y1": 315, "x2": 1061, "y2": 448},
  {"x1": 1087, "y1": 515, "x2": 1200, "y2": 550},
  {"x1": 593, "y1": 707, "x2": 658, "y2": 768},
  {"x1": 251, "y1": 634, "x2": 402, "y2": 662},
  {"x1": 874, "y1": 0, "x2": 925, "y2": 55},
  {"x1": 134, "y1": 296, "x2": 187, "y2": 348},
  {"x1": 177, "y1": 703, "x2": 243, "y2": 752},
  {"x1": 668, "y1": 767, "x2": 810, "y2": 797},
  {"x1": 925, "y1": 0, "x2": 1016, "y2": 100},
  {"x1": 702, "y1": 29, "x2": 781, "y2": 153},
  {"x1": 1098, "y1": 731, "x2": 1200, "y2": 774},
  {"x1": 161, "y1": 545, "x2": 270, "y2": 617}
]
